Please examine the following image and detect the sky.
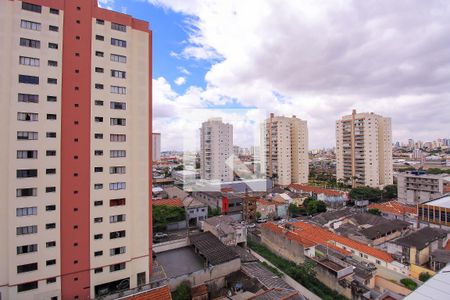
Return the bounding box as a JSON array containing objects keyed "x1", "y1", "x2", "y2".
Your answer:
[{"x1": 99, "y1": 0, "x2": 450, "y2": 151}]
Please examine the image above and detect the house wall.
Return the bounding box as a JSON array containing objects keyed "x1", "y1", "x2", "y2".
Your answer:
[{"x1": 260, "y1": 227, "x2": 306, "y2": 264}]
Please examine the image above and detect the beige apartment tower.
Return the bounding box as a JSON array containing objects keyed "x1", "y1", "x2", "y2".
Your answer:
[
  {"x1": 262, "y1": 114, "x2": 309, "y2": 186},
  {"x1": 200, "y1": 118, "x2": 234, "y2": 182},
  {"x1": 336, "y1": 110, "x2": 393, "y2": 188}
]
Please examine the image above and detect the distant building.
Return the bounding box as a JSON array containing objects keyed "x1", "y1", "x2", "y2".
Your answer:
[
  {"x1": 398, "y1": 171, "x2": 450, "y2": 205},
  {"x1": 336, "y1": 110, "x2": 393, "y2": 188},
  {"x1": 288, "y1": 184, "x2": 349, "y2": 208},
  {"x1": 418, "y1": 194, "x2": 450, "y2": 228},
  {"x1": 200, "y1": 118, "x2": 234, "y2": 182},
  {"x1": 261, "y1": 114, "x2": 309, "y2": 186},
  {"x1": 202, "y1": 215, "x2": 247, "y2": 246},
  {"x1": 153, "y1": 132, "x2": 161, "y2": 161}
]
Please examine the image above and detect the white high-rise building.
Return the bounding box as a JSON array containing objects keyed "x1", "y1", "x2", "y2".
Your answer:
[
  {"x1": 262, "y1": 114, "x2": 309, "y2": 186},
  {"x1": 152, "y1": 132, "x2": 161, "y2": 161},
  {"x1": 336, "y1": 110, "x2": 393, "y2": 188},
  {"x1": 200, "y1": 118, "x2": 233, "y2": 182}
]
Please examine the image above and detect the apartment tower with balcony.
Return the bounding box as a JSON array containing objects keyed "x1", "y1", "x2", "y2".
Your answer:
[
  {"x1": 0, "y1": 1, "x2": 152, "y2": 299},
  {"x1": 336, "y1": 110, "x2": 393, "y2": 188},
  {"x1": 262, "y1": 114, "x2": 309, "y2": 186},
  {"x1": 200, "y1": 118, "x2": 233, "y2": 182}
]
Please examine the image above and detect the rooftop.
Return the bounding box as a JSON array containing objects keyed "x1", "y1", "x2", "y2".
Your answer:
[
  {"x1": 204, "y1": 215, "x2": 238, "y2": 235},
  {"x1": 310, "y1": 208, "x2": 353, "y2": 226},
  {"x1": 360, "y1": 219, "x2": 411, "y2": 240},
  {"x1": 430, "y1": 249, "x2": 450, "y2": 263},
  {"x1": 122, "y1": 285, "x2": 172, "y2": 300},
  {"x1": 241, "y1": 262, "x2": 294, "y2": 291},
  {"x1": 262, "y1": 222, "x2": 316, "y2": 248},
  {"x1": 248, "y1": 288, "x2": 303, "y2": 300},
  {"x1": 163, "y1": 186, "x2": 189, "y2": 200},
  {"x1": 288, "y1": 184, "x2": 347, "y2": 197},
  {"x1": 190, "y1": 232, "x2": 239, "y2": 265},
  {"x1": 368, "y1": 201, "x2": 417, "y2": 216},
  {"x1": 155, "y1": 247, "x2": 204, "y2": 278},
  {"x1": 394, "y1": 227, "x2": 448, "y2": 250},
  {"x1": 421, "y1": 194, "x2": 450, "y2": 208},
  {"x1": 152, "y1": 198, "x2": 184, "y2": 208}
]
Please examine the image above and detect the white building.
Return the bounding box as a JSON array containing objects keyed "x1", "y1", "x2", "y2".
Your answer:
[
  {"x1": 200, "y1": 118, "x2": 234, "y2": 182},
  {"x1": 261, "y1": 114, "x2": 309, "y2": 186},
  {"x1": 336, "y1": 110, "x2": 393, "y2": 188},
  {"x1": 398, "y1": 171, "x2": 450, "y2": 204},
  {"x1": 152, "y1": 132, "x2": 161, "y2": 161}
]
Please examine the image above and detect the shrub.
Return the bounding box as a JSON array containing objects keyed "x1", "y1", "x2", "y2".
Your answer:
[
  {"x1": 419, "y1": 272, "x2": 431, "y2": 282},
  {"x1": 400, "y1": 278, "x2": 418, "y2": 290}
]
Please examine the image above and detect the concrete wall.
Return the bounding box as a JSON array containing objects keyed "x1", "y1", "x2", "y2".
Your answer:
[
  {"x1": 260, "y1": 227, "x2": 306, "y2": 264},
  {"x1": 409, "y1": 264, "x2": 435, "y2": 280},
  {"x1": 374, "y1": 275, "x2": 411, "y2": 296}
]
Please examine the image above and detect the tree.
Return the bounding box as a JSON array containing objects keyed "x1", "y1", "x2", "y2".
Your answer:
[
  {"x1": 208, "y1": 206, "x2": 221, "y2": 217},
  {"x1": 173, "y1": 165, "x2": 184, "y2": 171},
  {"x1": 153, "y1": 205, "x2": 186, "y2": 231},
  {"x1": 400, "y1": 278, "x2": 418, "y2": 290},
  {"x1": 383, "y1": 184, "x2": 397, "y2": 200},
  {"x1": 303, "y1": 198, "x2": 327, "y2": 215},
  {"x1": 256, "y1": 211, "x2": 262, "y2": 219},
  {"x1": 172, "y1": 282, "x2": 191, "y2": 300},
  {"x1": 368, "y1": 208, "x2": 382, "y2": 216},
  {"x1": 419, "y1": 272, "x2": 431, "y2": 282},
  {"x1": 349, "y1": 186, "x2": 382, "y2": 202},
  {"x1": 289, "y1": 203, "x2": 306, "y2": 217}
]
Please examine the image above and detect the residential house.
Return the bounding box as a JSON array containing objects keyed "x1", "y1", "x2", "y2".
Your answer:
[
  {"x1": 256, "y1": 199, "x2": 276, "y2": 219},
  {"x1": 289, "y1": 184, "x2": 349, "y2": 208},
  {"x1": 183, "y1": 197, "x2": 208, "y2": 228},
  {"x1": 368, "y1": 201, "x2": 417, "y2": 226},
  {"x1": 202, "y1": 215, "x2": 247, "y2": 246}
]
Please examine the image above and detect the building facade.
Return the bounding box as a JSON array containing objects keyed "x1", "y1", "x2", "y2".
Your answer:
[
  {"x1": 200, "y1": 118, "x2": 233, "y2": 182},
  {"x1": 0, "y1": 1, "x2": 152, "y2": 299},
  {"x1": 397, "y1": 171, "x2": 450, "y2": 205},
  {"x1": 152, "y1": 132, "x2": 161, "y2": 162},
  {"x1": 336, "y1": 110, "x2": 393, "y2": 188},
  {"x1": 262, "y1": 114, "x2": 308, "y2": 186}
]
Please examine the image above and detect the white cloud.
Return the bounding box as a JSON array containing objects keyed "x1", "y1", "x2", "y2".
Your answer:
[
  {"x1": 98, "y1": 0, "x2": 115, "y2": 10},
  {"x1": 150, "y1": 0, "x2": 450, "y2": 149},
  {"x1": 174, "y1": 76, "x2": 186, "y2": 85},
  {"x1": 177, "y1": 66, "x2": 191, "y2": 75}
]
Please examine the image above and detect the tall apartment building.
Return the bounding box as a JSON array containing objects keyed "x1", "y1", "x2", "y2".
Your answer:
[
  {"x1": 336, "y1": 110, "x2": 393, "y2": 188},
  {"x1": 200, "y1": 118, "x2": 233, "y2": 182},
  {"x1": 152, "y1": 132, "x2": 161, "y2": 161},
  {"x1": 262, "y1": 114, "x2": 309, "y2": 186},
  {"x1": 398, "y1": 171, "x2": 450, "y2": 205},
  {"x1": 0, "y1": 1, "x2": 152, "y2": 299}
]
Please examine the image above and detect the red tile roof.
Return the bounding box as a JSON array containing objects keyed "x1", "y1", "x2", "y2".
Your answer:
[
  {"x1": 368, "y1": 201, "x2": 417, "y2": 216},
  {"x1": 290, "y1": 221, "x2": 394, "y2": 262},
  {"x1": 445, "y1": 240, "x2": 450, "y2": 250},
  {"x1": 289, "y1": 184, "x2": 348, "y2": 197},
  {"x1": 125, "y1": 285, "x2": 172, "y2": 300},
  {"x1": 256, "y1": 198, "x2": 275, "y2": 206},
  {"x1": 262, "y1": 222, "x2": 317, "y2": 248},
  {"x1": 152, "y1": 198, "x2": 184, "y2": 208}
]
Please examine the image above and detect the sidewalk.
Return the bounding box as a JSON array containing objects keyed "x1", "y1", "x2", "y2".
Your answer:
[{"x1": 248, "y1": 249, "x2": 321, "y2": 300}]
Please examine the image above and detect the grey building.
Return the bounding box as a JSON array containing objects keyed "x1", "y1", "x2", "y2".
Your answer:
[{"x1": 397, "y1": 171, "x2": 450, "y2": 205}]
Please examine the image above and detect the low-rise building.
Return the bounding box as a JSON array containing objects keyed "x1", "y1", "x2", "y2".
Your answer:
[
  {"x1": 183, "y1": 197, "x2": 208, "y2": 228},
  {"x1": 368, "y1": 201, "x2": 417, "y2": 225},
  {"x1": 202, "y1": 215, "x2": 247, "y2": 246},
  {"x1": 256, "y1": 198, "x2": 277, "y2": 219},
  {"x1": 397, "y1": 171, "x2": 450, "y2": 204},
  {"x1": 418, "y1": 194, "x2": 450, "y2": 228},
  {"x1": 164, "y1": 186, "x2": 189, "y2": 200},
  {"x1": 288, "y1": 184, "x2": 349, "y2": 208},
  {"x1": 192, "y1": 191, "x2": 244, "y2": 221}
]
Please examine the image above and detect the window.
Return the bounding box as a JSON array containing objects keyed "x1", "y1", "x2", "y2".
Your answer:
[
  {"x1": 47, "y1": 78, "x2": 57, "y2": 84},
  {"x1": 18, "y1": 93, "x2": 39, "y2": 103},
  {"x1": 95, "y1": 35, "x2": 104, "y2": 41},
  {"x1": 110, "y1": 230, "x2": 126, "y2": 239},
  {"x1": 46, "y1": 150, "x2": 56, "y2": 156},
  {"x1": 110, "y1": 198, "x2": 126, "y2": 206},
  {"x1": 22, "y1": 2, "x2": 42, "y2": 13},
  {"x1": 94, "y1": 150, "x2": 103, "y2": 156},
  {"x1": 110, "y1": 101, "x2": 126, "y2": 110},
  {"x1": 110, "y1": 262, "x2": 126, "y2": 272},
  {"x1": 111, "y1": 86, "x2": 126, "y2": 94},
  {"x1": 110, "y1": 166, "x2": 126, "y2": 174},
  {"x1": 17, "y1": 131, "x2": 38, "y2": 140},
  {"x1": 94, "y1": 184, "x2": 103, "y2": 190},
  {"x1": 109, "y1": 182, "x2": 126, "y2": 190},
  {"x1": 17, "y1": 169, "x2": 38, "y2": 178},
  {"x1": 95, "y1": 51, "x2": 104, "y2": 57},
  {"x1": 46, "y1": 168, "x2": 56, "y2": 175},
  {"x1": 49, "y1": 25, "x2": 59, "y2": 32},
  {"x1": 110, "y1": 118, "x2": 126, "y2": 126},
  {"x1": 94, "y1": 251, "x2": 103, "y2": 257},
  {"x1": 16, "y1": 207, "x2": 37, "y2": 216},
  {"x1": 110, "y1": 150, "x2": 126, "y2": 158},
  {"x1": 94, "y1": 217, "x2": 103, "y2": 223},
  {"x1": 94, "y1": 116, "x2": 103, "y2": 122},
  {"x1": 17, "y1": 225, "x2": 37, "y2": 235},
  {"x1": 94, "y1": 133, "x2": 103, "y2": 139},
  {"x1": 96, "y1": 19, "x2": 105, "y2": 25},
  {"x1": 94, "y1": 234, "x2": 103, "y2": 240},
  {"x1": 47, "y1": 96, "x2": 57, "y2": 102},
  {"x1": 95, "y1": 67, "x2": 104, "y2": 73},
  {"x1": 18, "y1": 281, "x2": 38, "y2": 293},
  {"x1": 111, "y1": 54, "x2": 127, "y2": 63},
  {"x1": 46, "y1": 132, "x2": 57, "y2": 138},
  {"x1": 17, "y1": 150, "x2": 38, "y2": 159},
  {"x1": 16, "y1": 188, "x2": 37, "y2": 197},
  {"x1": 94, "y1": 267, "x2": 103, "y2": 273},
  {"x1": 17, "y1": 112, "x2": 38, "y2": 121},
  {"x1": 47, "y1": 277, "x2": 56, "y2": 284},
  {"x1": 48, "y1": 43, "x2": 58, "y2": 49},
  {"x1": 111, "y1": 70, "x2": 126, "y2": 78},
  {"x1": 46, "y1": 205, "x2": 56, "y2": 211},
  {"x1": 21, "y1": 20, "x2": 41, "y2": 31},
  {"x1": 110, "y1": 214, "x2": 126, "y2": 223},
  {"x1": 110, "y1": 134, "x2": 126, "y2": 142},
  {"x1": 111, "y1": 38, "x2": 127, "y2": 48},
  {"x1": 46, "y1": 223, "x2": 56, "y2": 229},
  {"x1": 111, "y1": 23, "x2": 126, "y2": 32},
  {"x1": 110, "y1": 246, "x2": 126, "y2": 256},
  {"x1": 46, "y1": 241, "x2": 56, "y2": 248},
  {"x1": 95, "y1": 84, "x2": 104, "y2": 90},
  {"x1": 94, "y1": 167, "x2": 103, "y2": 172},
  {"x1": 20, "y1": 38, "x2": 40, "y2": 48},
  {"x1": 95, "y1": 100, "x2": 104, "y2": 106},
  {"x1": 18, "y1": 263, "x2": 38, "y2": 273},
  {"x1": 46, "y1": 259, "x2": 56, "y2": 266},
  {"x1": 47, "y1": 114, "x2": 57, "y2": 120},
  {"x1": 19, "y1": 75, "x2": 39, "y2": 84},
  {"x1": 17, "y1": 244, "x2": 38, "y2": 254},
  {"x1": 49, "y1": 8, "x2": 59, "y2": 15},
  {"x1": 19, "y1": 56, "x2": 40, "y2": 66},
  {"x1": 46, "y1": 187, "x2": 56, "y2": 193},
  {"x1": 48, "y1": 60, "x2": 58, "y2": 67},
  {"x1": 94, "y1": 200, "x2": 103, "y2": 206}
]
